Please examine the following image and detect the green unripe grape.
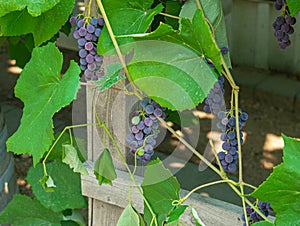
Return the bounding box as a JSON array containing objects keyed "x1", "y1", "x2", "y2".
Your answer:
[
  {"x1": 137, "y1": 148, "x2": 145, "y2": 156},
  {"x1": 131, "y1": 116, "x2": 140, "y2": 125}
]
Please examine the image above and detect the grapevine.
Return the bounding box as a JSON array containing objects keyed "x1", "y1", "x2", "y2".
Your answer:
[{"x1": 1, "y1": 0, "x2": 300, "y2": 225}]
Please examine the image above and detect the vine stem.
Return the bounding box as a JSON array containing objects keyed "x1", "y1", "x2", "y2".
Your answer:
[
  {"x1": 95, "y1": 113, "x2": 158, "y2": 226},
  {"x1": 95, "y1": 0, "x2": 143, "y2": 100},
  {"x1": 195, "y1": 0, "x2": 203, "y2": 11},
  {"x1": 41, "y1": 123, "x2": 99, "y2": 175},
  {"x1": 158, "y1": 117, "x2": 271, "y2": 223},
  {"x1": 179, "y1": 179, "x2": 235, "y2": 204},
  {"x1": 157, "y1": 117, "x2": 223, "y2": 178},
  {"x1": 159, "y1": 12, "x2": 181, "y2": 20}
]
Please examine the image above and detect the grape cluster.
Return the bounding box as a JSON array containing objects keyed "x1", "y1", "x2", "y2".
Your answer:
[
  {"x1": 70, "y1": 16, "x2": 105, "y2": 81},
  {"x1": 273, "y1": 0, "x2": 297, "y2": 50},
  {"x1": 216, "y1": 109, "x2": 248, "y2": 172},
  {"x1": 241, "y1": 202, "x2": 273, "y2": 225},
  {"x1": 126, "y1": 99, "x2": 166, "y2": 162},
  {"x1": 203, "y1": 76, "x2": 225, "y2": 114}
]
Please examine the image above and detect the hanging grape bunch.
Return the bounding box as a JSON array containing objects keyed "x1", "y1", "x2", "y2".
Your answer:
[
  {"x1": 70, "y1": 16, "x2": 105, "y2": 81},
  {"x1": 241, "y1": 202, "x2": 273, "y2": 225},
  {"x1": 126, "y1": 99, "x2": 166, "y2": 162},
  {"x1": 216, "y1": 109, "x2": 248, "y2": 172},
  {"x1": 273, "y1": 0, "x2": 297, "y2": 50}
]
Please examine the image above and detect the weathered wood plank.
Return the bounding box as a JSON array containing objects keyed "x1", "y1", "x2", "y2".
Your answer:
[{"x1": 81, "y1": 165, "x2": 245, "y2": 226}]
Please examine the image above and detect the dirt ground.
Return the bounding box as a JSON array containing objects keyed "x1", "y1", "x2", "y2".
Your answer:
[{"x1": 1, "y1": 44, "x2": 299, "y2": 198}]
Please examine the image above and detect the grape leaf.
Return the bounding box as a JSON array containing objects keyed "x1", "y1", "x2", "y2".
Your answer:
[
  {"x1": 0, "y1": 0, "x2": 75, "y2": 46},
  {"x1": 7, "y1": 35, "x2": 34, "y2": 68},
  {"x1": 94, "y1": 148, "x2": 117, "y2": 186},
  {"x1": 0, "y1": 0, "x2": 60, "y2": 17},
  {"x1": 117, "y1": 204, "x2": 144, "y2": 226},
  {"x1": 126, "y1": 22, "x2": 217, "y2": 111},
  {"x1": 26, "y1": 160, "x2": 87, "y2": 212},
  {"x1": 142, "y1": 158, "x2": 181, "y2": 226},
  {"x1": 6, "y1": 42, "x2": 80, "y2": 166},
  {"x1": 251, "y1": 134, "x2": 300, "y2": 226},
  {"x1": 62, "y1": 144, "x2": 88, "y2": 176},
  {"x1": 166, "y1": 205, "x2": 188, "y2": 224},
  {"x1": 179, "y1": 0, "x2": 231, "y2": 68},
  {"x1": 287, "y1": 0, "x2": 300, "y2": 16},
  {"x1": 97, "y1": 0, "x2": 164, "y2": 55},
  {"x1": 93, "y1": 62, "x2": 125, "y2": 92},
  {"x1": 0, "y1": 194, "x2": 63, "y2": 225}
]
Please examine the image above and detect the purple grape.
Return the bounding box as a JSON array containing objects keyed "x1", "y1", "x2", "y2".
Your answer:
[
  {"x1": 88, "y1": 62, "x2": 97, "y2": 71},
  {"x1": 98, "y1": 18, "x2": 104, "y2": 26},
  {"x1": 131, "y1": 126, "x2": 139, "y2": 134},
  {"x1": 144, "y1": 117, "x2": 153, "y2": 127},
  {"x1": 85, "y1": 33, "x2": 93, "y2": 41},
  {"x1": 218, "y1": 151, "x2": 226, "y2": 160},
  {"x1": 73, "y1": 31, "x2": 80, "y2": 39},
  {"x1": 85, "y1": 42, "x2": 94, "y2": 51},
  {"x1": 77, "y1": 38, "x2": 86, "y2": 47},
  {"x1": 78, "y1": 27, "x2": 87, "y2": 36},
  {"x1": 137, "y1": 121, "x2": 145, "y2": 130},
  {"x1": 69, "y1": 16, "x2": 77, "y2": 25},
  {"x1": 77, "y1": 19, "x2": 85, "y2": 27},
  {"x1": 95, "y1": 28, "x2": 102, "y2": 37},
  {"x1": 86, "y1": 54, "x2": 94, "y2": 63},
  {"x1": 135, "y1": 132, "x2": 144, "y2": 141},
  {"x1": 79, "y1": 49, "x2": 87, "y2": 58},
  {"x1": 225, "y1": 154, "x2": 233, "y2": 163},
  {"x1": 86, "y1": 24, "x2": 95, "y2": 33},
  {"x1": 80, "y1": 58, "x2": 87, "y2": 65}
]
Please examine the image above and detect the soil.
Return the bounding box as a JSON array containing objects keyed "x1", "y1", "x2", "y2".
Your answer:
[{"x1": 1, "y1": 44, "x2": 299, "y2": 200}]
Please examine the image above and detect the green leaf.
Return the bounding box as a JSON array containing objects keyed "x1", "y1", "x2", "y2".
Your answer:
[
  {"x1": 94, "y1": 148, "x2": 117, "y2": 185},
  {"x1": 142, "y1": 158, "x2": 180, "y2": 226},
  {"x1": 6, "y1": 42, "x2": 80, "y2": 166},
  {"x1": 62, "y1": 209, "x2": 86, "y2": 226},
  {"x1": 117, "y1": 204, "x2": 144, "y2": 226},
  {"x1": 165, "y1": 1, "x2": 182, "y2": 30},
  {"x1": 97, "y1": 0, "x2": 164, "y2": 55},
  {"x1": 180, "y1": 0, "x2": 231, "y2": 68},
  {"x1": 252, "y1": 221, "x2": 275, "y2": 226},
  {"x1": 93, "y1": 62, "x2": 125, "y2": 92},
  {"x1": 26, "y1": 160, "x2": 87, "y2": 212},
  {"x1": 0, "y1": 0, "x2": 75, "y2": 46},
  {"x1": 286, "y1": 0, "x2": 300, "y2": 16},
  {"x1": 39, "y1": 174, "x2": 57, "y2": 192},
  {"x1": 62, "y1": 144, "x2": 88, "y2": 175},
  {"x1": 251, "y1": 134, "x2": 300, "y2": 226},
  {"x1": 0, "y1": 0, "x2": 60, "y2": 17},
  {"x1": 166, "y1": 205, "x2": 188, "y2": 224},
  {"x1": 191, "y1": 208, "x2": 205, "y2": 226},
  {"x1": 126, "y1": 23, "x2": 217, "y2": 111},
  {"x1": 0, "y1": 194, "x2": 63, "y2": 225},
  {"x1": 7, "y1": 35, "x2": 34, "y2": 68}
]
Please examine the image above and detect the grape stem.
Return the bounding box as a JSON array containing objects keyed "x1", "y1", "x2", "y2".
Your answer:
[
  {"x1": 178, "y1": 179, "x2": 235, "y2": 205},
  {"x1": 95, "y1": 0, "x2": 143, "y2": 100},
  {"x1": 41, "y1": 123, "x2": 99, "y2": 180},
  {"x1": 209, "y1": 140, "x2": 226, "y2": 177},
  {"x1": 159, "y1": 12, "x2": 181, "y2": 20},
  {"x1": 157, "y1": 117, "x2": 223, "y2": 178}
]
